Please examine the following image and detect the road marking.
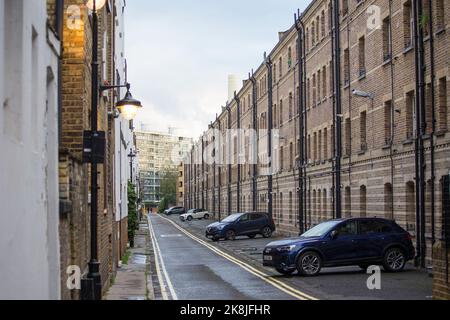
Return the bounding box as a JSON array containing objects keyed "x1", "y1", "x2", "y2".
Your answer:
[
  {"x1": 156, "y1": 214, "x2": 318, "y2": 301},
  {"x1": 147, "y1": 216, "x2": 179, "y2": 300}
]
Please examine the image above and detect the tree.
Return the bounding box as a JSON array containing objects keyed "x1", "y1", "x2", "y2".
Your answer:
[
  {"x1": 158, "y1": 169, "x2": 178, "y2": 206},
  {"x1": 127, "y1": 181, "x2": 138, "y2": 247}
]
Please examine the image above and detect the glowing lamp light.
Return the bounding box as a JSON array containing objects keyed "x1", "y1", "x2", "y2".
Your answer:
[
  {"x1": 86, "y1": 0, "x2": 107, "y2": 11},
  {"x1": 116, "y1": 90, "x2": 142, "y2": 121}
]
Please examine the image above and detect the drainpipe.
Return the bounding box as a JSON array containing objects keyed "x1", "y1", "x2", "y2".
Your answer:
[
  {"x1": 202, "y1": 136, "x2": 205, "y2": 209},
  {"x1": 212, "y1": 121, "x2": 216, "y2": 217},
  {"x1": 235, "y1": 92, "x2": 241, "y2": 212},
  {"x1": 218, "y1": 118, "x2": 222, "y2": 221},
  {"x1": 332, "y1": 0, "x2": 343, "y2": 219},
  {"x1": 265, "y1": 53, "x2": 274, "y2": 220},
  {"x1": 295, "y1": 11, "x2": 306, "y2": 234},
  {"x1": 427, "y1": 0, "x2": 436, "y2": 245},
  {"x1": 413, "y1": 0, "x2": 426, "y2": 268},
  {"x1": 388, "y1": 0, "x2": 396, "y2": 220},
  {"x1": 249, "y1": 71, "x2": 258, "y2": 211},
  {"x1": 227, "y1": 105, "x2": 232, "y2": 216}
]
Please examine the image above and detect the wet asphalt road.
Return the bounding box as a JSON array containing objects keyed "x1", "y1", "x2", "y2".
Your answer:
[
  {"x1": 156, "y1": 213, "x2": 433, "y2": 300},
  {"x1": 149, "y1": 214, "x2": 297, "y2": 300}
]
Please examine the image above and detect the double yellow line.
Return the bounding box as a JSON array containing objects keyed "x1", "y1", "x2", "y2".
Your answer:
[
  {"x1": 148, "y1": 216, "x2": 178, "y2": 300},
  {"x1": 157, "y1": 214, "x2": 318, "y2": 301}
]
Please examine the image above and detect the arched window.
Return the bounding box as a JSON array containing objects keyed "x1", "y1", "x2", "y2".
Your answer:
[
  {"x1": 345, "y1": 186, "x2": 351, "y2": 217},
  {"x1": 360, "y1": 185, "x2": 367, "y2": 217},
  {"x1": 279, "y1": 57, "x2": 283, "y2": 78},
  {"x1": 405, "y1": 181, "x2": 415, "y2": 232},
  {"x1": 384, "y1": 183, "x2": 393, "y2": 220},
  {"x1": 288, "y1": 47, "x2": 292, "y2": 69}
]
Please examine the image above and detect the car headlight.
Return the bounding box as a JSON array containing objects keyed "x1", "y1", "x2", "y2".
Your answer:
[{"x1": 277, "y1": 245, "x2": 296, "y2": 253}]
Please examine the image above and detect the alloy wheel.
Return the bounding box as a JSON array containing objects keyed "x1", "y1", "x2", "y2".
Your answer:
[
  {"x1": 298, "y1": 252, "x2": 322, "y2": 276},
  {"x1": 262, "y1": 227, "x2": 272, "y2": 238},
  {"x1": 226, "y1": 230, "x2": 236, "y2": 241},
  {"x1": 385, "y1": 248, "x2": 405, "y2": 271}
]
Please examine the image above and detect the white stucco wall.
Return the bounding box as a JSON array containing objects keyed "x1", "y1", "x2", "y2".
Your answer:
[
  {"x1": 113, "y1": 0, "x2": 132, "y2": 224},
  {"x1": 0, "y1": 0, "x2": 60, "y2": 300}
]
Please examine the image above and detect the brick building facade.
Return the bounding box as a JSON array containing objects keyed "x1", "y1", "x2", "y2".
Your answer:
[
  {"x1": 58, "y1": 0, "x2": 126, "y2": 299},
  {"x1": 184, "y1": 0, "x2": 449, "y2": 299}
]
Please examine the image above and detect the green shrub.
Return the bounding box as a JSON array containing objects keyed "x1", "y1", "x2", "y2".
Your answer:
[{"x1": 128, "y1": 181, "x2": 138, "y2": 247}]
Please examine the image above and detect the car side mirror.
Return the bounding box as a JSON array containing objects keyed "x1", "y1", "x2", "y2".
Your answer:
[{"x1": 330, "y1": 230, "x2": 339, "y2": 240}]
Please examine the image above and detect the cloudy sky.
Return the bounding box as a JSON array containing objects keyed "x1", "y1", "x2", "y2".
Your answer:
[{"x1": 125, "y1": 0, "x2": 309, "y2": 139}]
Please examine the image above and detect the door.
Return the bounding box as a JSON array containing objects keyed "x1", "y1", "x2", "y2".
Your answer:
[
  {"x1": 194, "y1": 209, "x2": 206, "y2": 219},
  {"x1": 235, "y1": 214, "x2": 253, "y2": 235},
  {"x1": 250, "y1": 213, "x2": 266, "y2": 233},
  {"x1": 320, "y1": 220, "x2": 358, "y2": 263},
  {"x1": 354, "y1": 219, "x2": 393, "y2": 259}
]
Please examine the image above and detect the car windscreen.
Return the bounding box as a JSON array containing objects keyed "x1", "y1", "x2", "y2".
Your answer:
[
  {"x1": 301, "y1": 220, "x2": 341, "y2": 238},
  {"x1": 222, "y1": 213, "x2": 242, "y2": 223},
  {"x1": 188, "y1": 209, "x2": 195, "y2": 213}
]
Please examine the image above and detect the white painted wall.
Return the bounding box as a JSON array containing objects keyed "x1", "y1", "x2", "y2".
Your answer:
[
  {"x1": 113, "y1": 0, "x2": 133, "y2": 226},
  {"x1": 0, "y1": 0, "x2": 60, "y2": 299}
]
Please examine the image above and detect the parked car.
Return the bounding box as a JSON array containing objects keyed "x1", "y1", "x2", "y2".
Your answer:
[
  {"x1": 180, "y1": 209, "x2": 210, "y2": 222},
  {"x1": 205, "y1": 212, "x2": 276, "y2": 242},
  {"x1": 263, "y1": 218, "x2": 415, "y2": 276},
  {"x1": 164, "y1": 206, "x2": 185, "y2": 215}
]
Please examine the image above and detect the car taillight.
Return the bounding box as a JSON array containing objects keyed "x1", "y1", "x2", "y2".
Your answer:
[{"x1": 405, "y1": 233, "x2": 412, "y2": 241}]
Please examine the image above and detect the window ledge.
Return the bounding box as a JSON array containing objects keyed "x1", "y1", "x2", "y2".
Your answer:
[
  {"x1": 403, "y1": 139, "x2": 414, "y2": 146},
  {"x1": 357, "y1": 150, "x2": 366, "y2": 156},
  {"x1": 435, "y1": 28, "x2": 446, "y2": 36},
  {"x1": 382, "y1": 144, "x2": 391, "y2": 150},
  {"x1": 343, "y1": 83, "x2": 350, "y2": 90},
  {"x1": 358, "y1": 73, "x2": 366, "y2": 81},
  {"x1": 382, "y1": 58, "x2": 392, "y2": 66},
  {"x1": 435, "y1": 130, "x2": 447, "y2": 137},
  {"x1": 403, "y1": 45, "x2": 414, "y2": 55}
]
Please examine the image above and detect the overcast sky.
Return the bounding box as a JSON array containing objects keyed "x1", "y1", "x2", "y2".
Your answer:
[{"x1": 125, "y1": 0, "x2": 310, "y2": 139}]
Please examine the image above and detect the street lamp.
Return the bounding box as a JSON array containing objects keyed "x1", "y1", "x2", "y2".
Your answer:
[
  {"x1": 128, "y1": 149, "x2": 137, "y2": 182},
  {"x1": 116, "y1": 85, "x2": 142, "y2": 121},
  {"x1": 81, "y1": 0, "x2": 142, "y2": 301}
]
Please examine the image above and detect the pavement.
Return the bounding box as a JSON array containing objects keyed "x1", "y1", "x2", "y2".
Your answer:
[
  {"x1": 104, "y1": 220, "x2": 152, "y2": 300},
  {"x1": 162, "y1": 213, "x2": 433, "y2": 300}
]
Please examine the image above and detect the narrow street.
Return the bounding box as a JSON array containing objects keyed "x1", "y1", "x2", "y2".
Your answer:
[
  {"x1": 147, "y1": 213, "x2": 309, "y2": 300},
  {"x1": 145, "y1": 213, "x2": 433, "y2": 301}
]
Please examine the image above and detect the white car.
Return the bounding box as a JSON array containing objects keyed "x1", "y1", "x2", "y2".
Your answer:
[{"x1": 180, "y1": 209, "x2": 210, "y2": 222}]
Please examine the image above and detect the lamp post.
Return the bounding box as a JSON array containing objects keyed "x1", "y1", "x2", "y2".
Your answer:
[
  {"x1": 82, "y1": 0, "x2": 142, "y2": 300},
  {"x1": 128, "y1": 149, "x2": 137, "y2": 183}
]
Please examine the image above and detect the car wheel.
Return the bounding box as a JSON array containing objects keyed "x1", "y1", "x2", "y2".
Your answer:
[
  {"x1": 212, "y1": 237, "x2": 219, "y2": 242},
  {"x1": 383, "y1": 247, "x2": 406, "y2": 272},
  {"x1": 261, "y1": 226, "x2": 272, "y2": 238},
  {"x1": 204, "y1": 214, "x2": 210, "y2": 219},
  {"x1": 225, "y1": 230, "x2": 236, "y2": 241},
  {"x1": 297, "y1": 251, "x2": 322, "y2": 277},
  {"x1": 187, "y1": 216, "x2": 193, "y2": 221},
  {"x1": 276, "y1": 268, "x2": 295, "y2": 276},
  {"x1": 247, "y1": 234, "x2": 256, "y2": 239}
]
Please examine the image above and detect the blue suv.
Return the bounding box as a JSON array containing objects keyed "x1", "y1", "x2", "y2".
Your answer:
[
  {"x1": 263, "y1": 218, "x2": 415, "y2": 276},
  {"x1": 206, "y1": 212, "x2": 276, "y2": 241}
]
